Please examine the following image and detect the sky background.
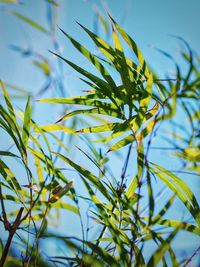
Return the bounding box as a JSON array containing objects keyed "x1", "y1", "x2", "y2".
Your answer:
[
  {"x1": 0, "y1": 0, "x2": 200, "y2": 264},
  {"x1": 1, "y1": 0, "x2": 200, "y2": 89}
]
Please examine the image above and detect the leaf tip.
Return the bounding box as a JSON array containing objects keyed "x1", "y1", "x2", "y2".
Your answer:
[{"x1": 55, "y1": 118, "x2": 62, "y2": 124}]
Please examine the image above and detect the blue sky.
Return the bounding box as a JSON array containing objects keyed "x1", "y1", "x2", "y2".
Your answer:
[
  {"x1": 0, "y1": 0, "x2": 200, "y2": 264},
  {"x1": 1, "y1": 0, "x2": 200, "y2": 87}
]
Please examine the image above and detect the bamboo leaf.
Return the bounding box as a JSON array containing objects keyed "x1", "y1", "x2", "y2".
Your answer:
[
  {"x1": 11, "y1": 12, "x2": 49, "y2": 34},
  {"x1": 76, "y1": 122, "x2": 117, "y2": 133},
  {"x1": 49, "y1": 51, "x2": 119, "y2": 105},
  {"x1": 108, "y1": 119, "x2": 155, "y2": 152},
  {"x1": 34, "y1": 124, "x2": 75, "y2": 134},
  {"x1": 52, "y1": 152, "x2": 113, "y2": 204},
  {"x1": 77, "y1": 22, "x2": 117, "y2": 65},
  {"x1": 153, "y1": 218, "x2": 200, "y2": 236},
  {"x1": 55, "y1": 107, "x2": 123, "y2": 123},
  {"x1": 0, "y1": 108, "x2": 26, "y2": 159},
  {"x1": 151, "y1": 194, "x2": 176, "y2": 224},
  {"x1": 147, "y1": 169, "x2": 154, "y2": 225},
  {"x1": 59, "y1": 27, "x2": 116, "y2": 88},
  {"x1": 125, "y1": 176, "x2": 139, "y2": 199},
  {"x1": 147, "y1": 227, "x2": 180, "y2": 267},
  {"x1": 112, "y1": 26, "x2": 131, "y2": 87},
  {"x1": 0, "y1": 151, "x2": 19, "y2": 158},
  {"x1": 38, "y1": 95, "x2": 119, "y2": 111},
  {"x1": 150, "y1": 163, "x2": 200, "y2": 226},
  {"x1": 0, "y1": 80, "x2": 17, "y2": 124},
  {"x1": 0, "y1": 0, "x2": 18, "y2": 3},
  {"x1": 85, "y1": 242, "x2": 119, "y2": 266},
  {"x1": 0, "y1": 159, "x2": 21, "y2": 192},
  {"x1": 55, "y1": 202, "x2": 79, "y2": 215},
  {"x1": 49, "y1": 181, "x2": 73, "y2": 203},
  {"x1": 22, "y1": 96, "x2": 31, "y2": 149},
  {"x1": 109, "y1": 15, "x2": 150, "y2": 78},
  {"x1": 108, "y1": 133, "x2": 135, "y2": 152},
  {"x1": 33, "y1": 59, "x2": 51, "y2": 76}
]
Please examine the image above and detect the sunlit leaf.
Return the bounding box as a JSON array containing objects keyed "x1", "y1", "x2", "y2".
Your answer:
[
  {"x1": 59, "y1": 27, "x2": 116, "y2": 88},
  {"x1": 147, "y1": 227, "x2": 180, "y2": 267},
  {"x1": 22, "y1": 96, "x2": 31, "y2": 150},
  {"x1": 150, "y1": 163, "x2": 200, "y2": 226},
  {"x1": 109, "y1": 14, "x2": 150, "y2": 78},
  {"x1": 0, "y1": 159, "x2": 21, "y2": 192},
  {"x1": 108, "y1": 119, "x2": 155, "y2": 152},
  {"x1": 52, "y1": 152, "x2": 114, "y2": 204},
  {"x1": 34, "y1": 124, "x2": 75, "y2": 134},
  {"x1": 0, "y1": 80, "x2": 17, "y2": 124},
  {"x1": 0, "y1": 0, "x2": 18, "y2": 2}
]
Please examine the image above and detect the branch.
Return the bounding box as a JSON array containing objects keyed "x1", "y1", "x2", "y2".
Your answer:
[
  {"x1": 182, "y1": 246, "x2": 200, "y2": 267},
  {"x1": 0, "y1": 185, "x2": 24, "y2": 267}
]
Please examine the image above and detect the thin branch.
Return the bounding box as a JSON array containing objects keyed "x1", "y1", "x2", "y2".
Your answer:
[
  {"x1": 0, "y1": 206, "x2": 24, "y2": 267},
  {"x1": 182, "y1": 246, "x2": 200, "y2": 267}
]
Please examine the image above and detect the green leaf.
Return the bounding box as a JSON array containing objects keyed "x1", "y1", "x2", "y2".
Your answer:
[
  {"x1": 0, "y1": 159, "x2": 21, "y2": 192},
  {"x1": 0, "y1": 0, "x2": 18, "y2": 2},
  {"x1": 38, "y1": 95, "x2": 124, "y2": 120},
  {"x1": 49, "y1": 181, "x2": 73, "y2": 203},
  {"x1": 0, "y1": 151, "x2": 19, "y2": 158},
  {"x1": 108, "y1": 119, "x2": 155, "y2": 152},
  {"x1": 109, "y1": 15, "x2": 150, "y2": 78},
  {"x1": 38, "y1": 94, "x2": 117, "y2": 109},
  {"x1": 33, "y1": 59, "x2": 51, "y2": 76},
  {"x1": 147, "y1": 227, "x2": 180, "y2": 267},
  {"x1": 0, "y1": 80, "x2": 17, "y2": 124},
  {"x1": 145, "y1": 230, "x2": 180, "y2": 267},
  {"x1": 111, "y1": 25, "x2": 134, "y2": 96},
  {"x1": 152, "y1": 218, "x2": 200, "y2": 236},
  {"x1": 125, "y1": 176, "x2": 139, "y2": 199},
  {"x1": 78, "y1": 21, "x2": 145, "y2": 87},
  {"x1": 52, "y1": 201, "x2": 79, "y2": 215},
  {"x1": 174, "y1": 147, "x2": 200, "y2": 163},
  {"x1": 52, "y1": 152, "x2": 114, "y2": 204},
  {"x1": 108, "y1": 133, "x2": 135, "y2": 152},
  {"x1": 147, "y1": 169, "x2": 154, "y2": 225},
  {"x1": 85, "y1": 242, "x2": 119, "y2": 266},
  {"x1": 77, "y1": 22, "x2": 117, "y2": 66},
  {"x1": 0, "y1": 107, "x2": 26, "y2": 159},
  {"x1": 150, "y1": 163, "x2": 200, "y2": 226},
  {"x1": 11, "y1": 12, "x2": 49, "y2": 34},
  {"x1": 34, "y1": 124, "x2": 75, "y2": 134},
  {"x1": 59, "y1": 28, "x2": 116, "y2": 88},
  {"x1": 133, "y1": 244, "x2": 146, "y2": 267},
  {"x1": 55, "y1": 107, "x2": 123, "y2": 123},
  {"x1": 1, "y1": 194, "x2": 20, "y2": 202},
  {"x1": 49, "y1": 51, "x2": 119, "y2": 106},
  {"x1": 150, "y1": 194, "x2": 176, "y2": 224},
  {"x1": 97, "y1": 12, "x2": 109, "y2": 34},
  {"x1": 76, "y1": 122, "x2": 118, "y2": 133},
  {"x1": 22, "y1": 96, "x2": 31, "y2": 149}
]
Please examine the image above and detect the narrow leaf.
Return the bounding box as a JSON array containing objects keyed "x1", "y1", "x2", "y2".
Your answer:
[
  {"x1": 22, "y1": 96, "x2": 31, "y2": 149},
  {"x1": 11, "y1": 12, "x2": 49, "y2": 33}
]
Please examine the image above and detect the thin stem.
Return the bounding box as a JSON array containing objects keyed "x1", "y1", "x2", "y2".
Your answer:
[
  {"x1": 182, "y1": 246, "x2": 200, "y2": 267},
  {"x1": 93, "y1": 144, "x2": 133, "y2": 250}
]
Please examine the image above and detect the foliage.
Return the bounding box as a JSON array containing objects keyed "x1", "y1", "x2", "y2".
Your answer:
[{"x1": 0, "y1": 2, "x2": 199, "y2": 266}]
